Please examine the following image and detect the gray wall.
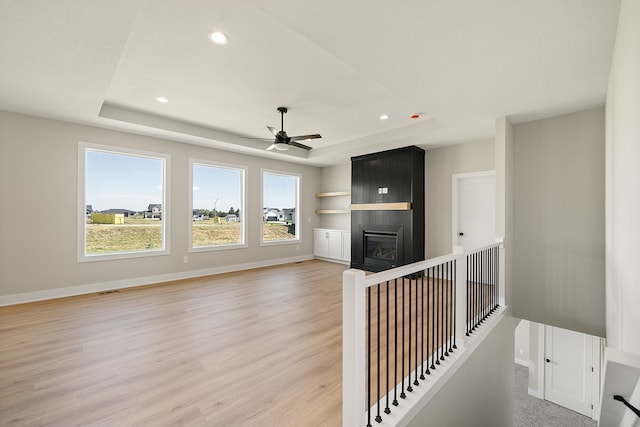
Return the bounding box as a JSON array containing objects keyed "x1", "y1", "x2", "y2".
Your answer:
[
  {"x1": 407, "y1": 315, "x2": 515, "y2": 427},
  {"x1": 512, "y1": 107, "x2": 606, "y2": 338},
  {"x1": 528, "y1": 322, "x2": 542, "y2": 394},
  {"x1": 425, "y1": 139, "x2": 495, "y2": 257},
  {"x1": 605, "y1": 0, "x2": 640, "y2": 354},
  {"x1": 0, "y1": 111, "x2": 322, "y2": 301}
]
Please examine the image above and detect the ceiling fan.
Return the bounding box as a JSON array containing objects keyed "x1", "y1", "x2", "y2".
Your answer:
[{"x1": 265, "y1": 107, "x2": 322, "y2": 151}]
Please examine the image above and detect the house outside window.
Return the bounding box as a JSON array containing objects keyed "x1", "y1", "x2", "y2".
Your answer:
[
  {"x1": 261, "y1": 170, "x2": 300, "y2": 244},
  {"x1": 78, "y1": 143, "x2": 169, "y2": 261},
  {"x1": 190, "y1": 159, "x2": 246, "y2": 251}
]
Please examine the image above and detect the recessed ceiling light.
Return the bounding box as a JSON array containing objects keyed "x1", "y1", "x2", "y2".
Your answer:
[
  {"x1": 410, "y1": 113, "x2": 421, "y2": 119},
  {"x1": 380, "y1": 114, "x2": 390, "y2": 120},
  {"x1": 208, "y1": 31, "x2": 229, "y2": 45},
  {"x1": 155, "y1": 97, "x2": 169, "y2": 103}
]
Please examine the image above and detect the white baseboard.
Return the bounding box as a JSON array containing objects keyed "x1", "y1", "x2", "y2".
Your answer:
[
  {"x1": 528, "y1": 386, "x2": 544, "y2": 400},
  {"x1": 515, "y1": 358, "x2": 545, "y2": 400},
  {"x1": 0, "y1": 255, "x2": 314, "y2": 306}
]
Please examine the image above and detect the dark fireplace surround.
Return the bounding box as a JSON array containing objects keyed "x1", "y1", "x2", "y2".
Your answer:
[{"x1": 351, "y1": 146, "x2": 425, "y2": 272}]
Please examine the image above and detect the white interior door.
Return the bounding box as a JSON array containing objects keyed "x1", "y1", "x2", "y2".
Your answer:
[
  {"x1": 544, "y1": 325, "x2": 596, "y2": 418},
  {"x1": 452, "y1": 171, "x2": 496, "y2": 251}
]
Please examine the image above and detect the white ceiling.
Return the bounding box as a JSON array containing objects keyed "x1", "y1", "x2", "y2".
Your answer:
[{"x1": 0, "y1": 0, "x2": 621, "y2": 166}]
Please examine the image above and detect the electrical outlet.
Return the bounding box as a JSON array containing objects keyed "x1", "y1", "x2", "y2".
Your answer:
[{"x1": 183, "y1": 256, "x2": 189, "y2": 264}]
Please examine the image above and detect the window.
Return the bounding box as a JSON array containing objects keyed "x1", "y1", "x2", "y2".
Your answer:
[
  {"x1": 262, "y1": 170, "x2": 300, "y2": 244},
  {"x1": 78, "y1": 143, "x2": 169, "y2": 261},
  {"x1": 190, "y1": 160, "x2": 246, "y2": 250}
]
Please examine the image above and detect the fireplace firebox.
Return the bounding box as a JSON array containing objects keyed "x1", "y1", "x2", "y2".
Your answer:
[{"x1": 363, "y1": 228, "x2": 403, "y2": 269}]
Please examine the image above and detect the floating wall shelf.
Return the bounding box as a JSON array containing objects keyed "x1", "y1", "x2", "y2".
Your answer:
[
  {"x1": 315, "y1": 209, "x2": 351, "y2": 214},
  {"x1": 315, "y1": 191, "x2": 351, "y2": 198},
  {"x1": 316, "y1": 191, "x2": 351, "y2": 214}
]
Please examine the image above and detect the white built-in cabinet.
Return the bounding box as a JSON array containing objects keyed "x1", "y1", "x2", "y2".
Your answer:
[
  {"x1": 313, "y1": 228, "x2": 351, "y2": 263},
  {"x1": 342, "y1": 232, "x2": 351, "y2": 261}
]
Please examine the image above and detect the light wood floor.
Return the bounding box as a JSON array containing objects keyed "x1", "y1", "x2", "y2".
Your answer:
[{"x1": 0, "y1": 260, "x2": 347, "y2": 427}]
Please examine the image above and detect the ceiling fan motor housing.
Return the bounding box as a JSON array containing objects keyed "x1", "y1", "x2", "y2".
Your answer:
[
  {"x1": 265, "y1": 106, "x2": 320, "y2": 151},
  {"x1": 275, "y1": 130, "x2": 289, "y2": 142}
]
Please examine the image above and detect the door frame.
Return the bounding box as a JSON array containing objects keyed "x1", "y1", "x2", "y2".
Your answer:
[
  {"x1": 451, "y1": 170, "x2": 496, "y2": 250},
  {"x1": 541, "y1": 325, "x2": 602, "y2": 420}
]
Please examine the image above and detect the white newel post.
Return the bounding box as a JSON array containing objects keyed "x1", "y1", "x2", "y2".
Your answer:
[
  {"x1": 343, "y1": 269, "x2": 366, "y2": 427},
  {"x1": 453, "y1": 246, "x2": 467, "y2": 350},
  {"x1": 495, "y1": 237, "x2": 505, "y2": 307}
]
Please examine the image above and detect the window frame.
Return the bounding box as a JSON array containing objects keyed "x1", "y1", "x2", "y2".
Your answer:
[
  {"x1": 189, "y1": 158, "x2": 248, "y2": 252},
  {"x1": 260, "y1": 168, "x2": 301, "y2": 246},
  {"x1": 77, "y1": 142, "x2": 171, "y2": 262}
]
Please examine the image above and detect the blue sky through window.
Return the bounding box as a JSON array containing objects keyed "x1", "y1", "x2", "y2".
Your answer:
[
  {"x1": 86, "y1": 150, "x2": 298, "y2": 213},
  {"x1": 263, "y1": 173, "x2": 296, "y2": 209},
  {"x1": 86, "y1": 150, "x2": 163, "y2": 212},
  {"x1": 193, "y1": 164, "x2": 242, "y2": 212}
]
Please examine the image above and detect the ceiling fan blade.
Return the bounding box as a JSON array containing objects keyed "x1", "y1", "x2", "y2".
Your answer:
[
  {"x1": 238, "y1": 137, "x2": 273, "y2": 141},
  {"x1": 288, "y1": 141, "x2": 312, "y2": 150},
  {"x1": 267, "y1": 126, "x2": 279, "y2": 137},
  {"x1": 266, "y1": 143, "x2": 277, "y2": 151},
  {"x1": 289, "y1": 134, "x2": 322, "y2": 142}
]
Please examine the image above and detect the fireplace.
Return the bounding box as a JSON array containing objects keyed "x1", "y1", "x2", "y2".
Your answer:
[
  {"x1": 351, "y1": 146, "x2": 424, "y2": 272},
  {"x1": 363, "y1": 228, "x2": 403, "y2": 269}
]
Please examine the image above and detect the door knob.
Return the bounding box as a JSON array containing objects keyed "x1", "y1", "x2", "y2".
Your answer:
[
  {"x1": 459, "y1": 232, "x2": 464, "y2": 236},
  {"x1": 546, "y1": 358, "x2": 551, "y2": 363}
]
